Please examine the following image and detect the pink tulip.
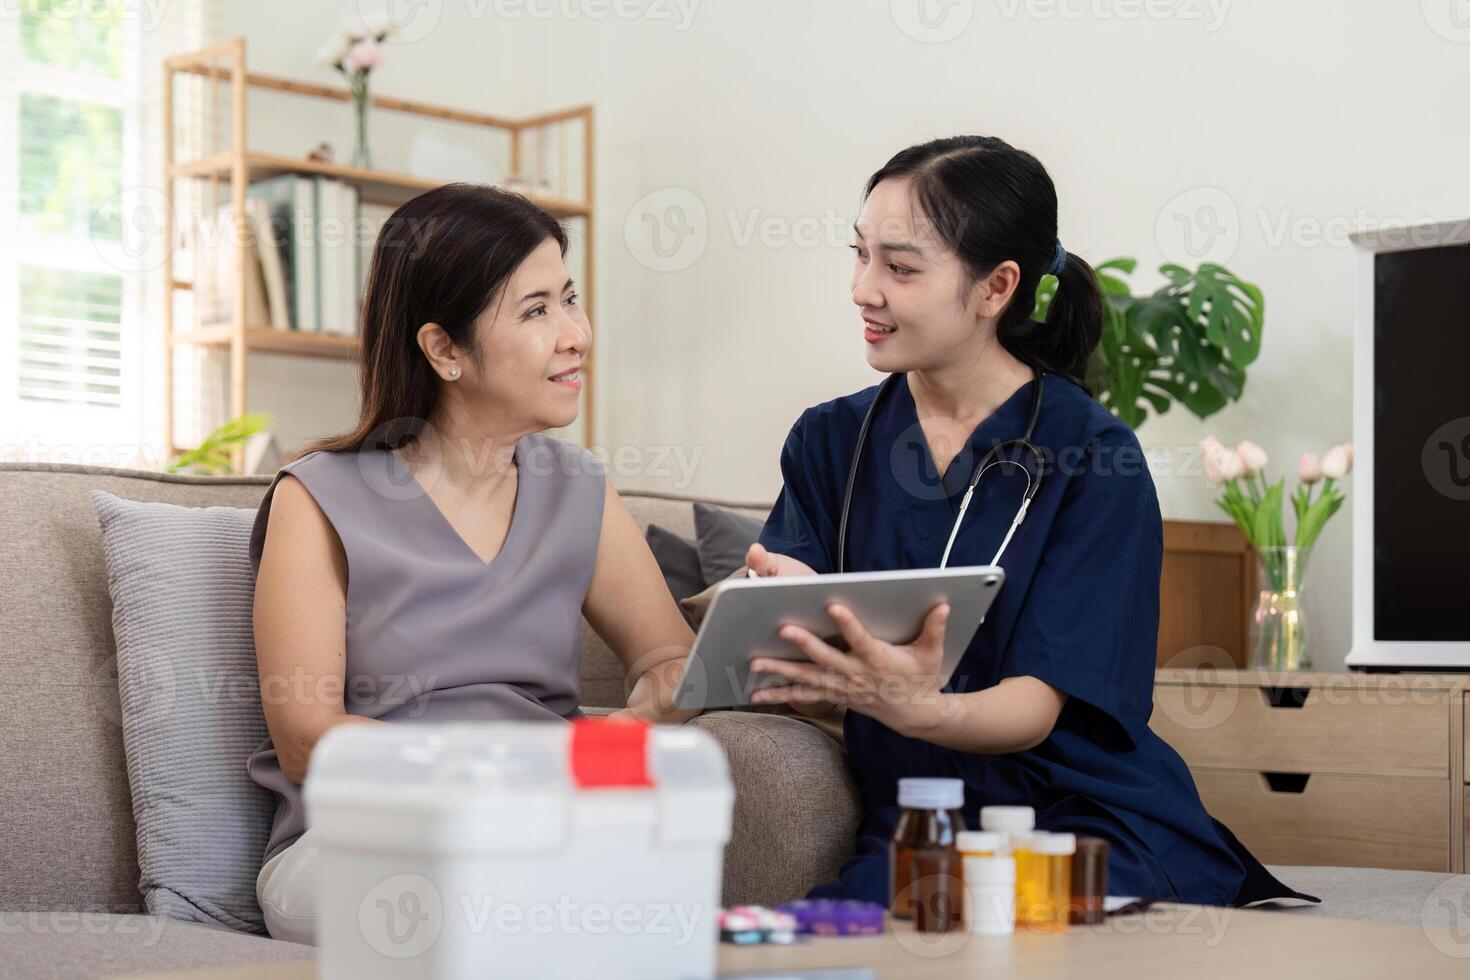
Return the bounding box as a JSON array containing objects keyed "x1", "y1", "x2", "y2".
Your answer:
[
  {"x1": 1236, "y1": 440, "x2": 1269, "y2": 475},
  {"x1": 1322, "y1": 443, "x2": 1354, "y2": 479},
  {"x1": 1201, "y1": 436, "x2": 1225, "y2": 485},
  {"x1": 344, "y1": 37, "x2": 382, "y2": 73},
  {"x1": 1201, "y1": 436, "x2": 1244, "y2": 486},
  {"x1": 1298, "y1": 452, "x2": 1323, "y2": 485},
  {"x1": 1218, "y1": 448, "x2": 1245, "y2": 482}
]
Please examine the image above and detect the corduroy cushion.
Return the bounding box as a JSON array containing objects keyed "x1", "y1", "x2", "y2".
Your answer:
[{"x1": 90, "y1": 490, "x2": 275, "y2": 934}]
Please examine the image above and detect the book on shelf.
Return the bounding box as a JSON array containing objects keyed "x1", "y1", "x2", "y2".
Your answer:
[
  {"x1": 194, "y1": 200, "x2": 272, "y2": 329},
  {"x1": 233, "y1": 174, "x2": 362, "y2": 336}
]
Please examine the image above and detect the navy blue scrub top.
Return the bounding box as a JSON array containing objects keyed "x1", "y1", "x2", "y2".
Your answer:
[{"x1": 757, "y1": 371, "x2": 1318, "y2": 908}]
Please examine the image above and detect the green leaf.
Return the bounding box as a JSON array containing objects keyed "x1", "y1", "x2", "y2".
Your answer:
[{"x1": 167, "y1": 412, "x2": 274, "y2": 475}]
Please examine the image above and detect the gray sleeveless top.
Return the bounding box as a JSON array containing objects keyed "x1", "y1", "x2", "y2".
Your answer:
[{"x1": 246, "y1": 433, "x2": 607, "y2": 863}]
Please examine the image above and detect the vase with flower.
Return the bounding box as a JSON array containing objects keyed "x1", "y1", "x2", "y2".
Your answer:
[
  {"x1": 1200, "y1": 437, "x2": 1354, "y2": 670},
  {"x1": 317, "y1": 17, "x2": 395, "y2": 169}
]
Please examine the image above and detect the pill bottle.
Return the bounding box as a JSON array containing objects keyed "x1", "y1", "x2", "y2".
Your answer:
[
  {"x1": 1070, "y1": 836, "x2": 1109, "y2": 925},
  {"x1": 956, "y1": 830, "x2": 1005, "y2": 859},
  {"x1": 1023, "y1": 831, "x2": 1075, "y2": 932},
  {"x1": 963, "y1": 853, "x2": 1016, "y2": 935},
  {"x1": 979, "y1": 805, "x2": 1035, "y2": 844},
  {"x1": 1012, "y1": 830, "x2": 1046, "y2": 929},
  {"x1": 889, "y1": 777, "x2": 965, "y2": 922}
]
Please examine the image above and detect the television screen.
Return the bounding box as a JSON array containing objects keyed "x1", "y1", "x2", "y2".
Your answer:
[{"x1": 1373, "y1": 242, "x2": 1470, "y2": 641}]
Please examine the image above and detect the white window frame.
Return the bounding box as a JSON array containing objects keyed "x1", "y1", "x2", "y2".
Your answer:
[{"x1": 0, "y1": 10, "x2": 145, "y2": 466}]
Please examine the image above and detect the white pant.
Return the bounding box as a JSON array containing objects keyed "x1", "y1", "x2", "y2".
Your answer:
[{"x1": 256, "y1": 830, "x2": 320, "y2": 945}]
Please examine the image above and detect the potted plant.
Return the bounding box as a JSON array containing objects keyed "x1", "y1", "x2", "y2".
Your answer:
[
  {"x1": 1036, "y1": 259, "x2": 1264, "y2": 429},
  {"x1": 167, "y1": 413, "x2": 273, "y2": 475}
]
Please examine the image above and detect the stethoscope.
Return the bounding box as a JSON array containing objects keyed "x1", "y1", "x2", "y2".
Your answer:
[{"x1": 836, "y1": 367, "x2": 1046, "y2": 572}]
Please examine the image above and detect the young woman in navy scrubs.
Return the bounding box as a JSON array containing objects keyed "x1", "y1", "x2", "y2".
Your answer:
[{"x1": 743, "y1": 135, "x2": 1317, "y2": 908}]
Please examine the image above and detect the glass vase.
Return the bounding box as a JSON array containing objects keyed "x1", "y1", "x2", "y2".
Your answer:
[
  {"x1": 350, "y1": 83, "x2": 372, "y2": 169},
  {"x1": 1249, "y1": 546, "x2": 1311, "y2": 670}
]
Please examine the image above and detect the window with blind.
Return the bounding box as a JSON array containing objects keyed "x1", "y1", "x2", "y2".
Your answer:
[{"x1": 1, "y1": 2, "x2": 140, "y2": 458}]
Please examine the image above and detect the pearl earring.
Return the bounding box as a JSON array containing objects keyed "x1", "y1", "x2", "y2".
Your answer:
[{"x1": 448, "y1": 366, "x2": 459, "y2": 378}]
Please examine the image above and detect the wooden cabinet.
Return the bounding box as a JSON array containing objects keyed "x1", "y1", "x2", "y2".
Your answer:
[{"x1": 1152, "y1": 669, "x2": 1469, "y2": 873}]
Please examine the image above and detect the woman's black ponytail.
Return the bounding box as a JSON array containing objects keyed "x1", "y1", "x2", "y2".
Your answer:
[{"x1": 863, "y1": 136, "x2": 1103, "y2": 389}]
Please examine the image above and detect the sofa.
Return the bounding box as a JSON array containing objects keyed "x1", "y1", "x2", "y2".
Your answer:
[
  {"x1": 0, "y1": 460, "x2": 861, "y2": 976},
  {"x1": 2, "y1": 460, "x2": 1466, "y2": 978}
]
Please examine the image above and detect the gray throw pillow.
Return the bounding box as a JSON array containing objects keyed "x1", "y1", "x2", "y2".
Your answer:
[
  {"x1": 90, "y1": 490, "x2": 274, "y2": 934},
  {"x1": 645, "y1": 524, "x2": 705, "y2": 628},
  {"x1": 692, "y1": 502, "x2": 765, "y2": 585}
]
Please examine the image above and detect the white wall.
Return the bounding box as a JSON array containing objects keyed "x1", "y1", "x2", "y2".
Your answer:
[{"x1": 225, "y1": 0, "x2": 1470, "y2": 670}]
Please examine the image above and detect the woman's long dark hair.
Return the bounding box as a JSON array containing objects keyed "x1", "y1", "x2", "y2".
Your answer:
[
  {"x1": 291, "y1": 183, "x2": 567, "y2": 462},
  {"x1": 863, "y1": 135, "x2": 1103, "y2": 387}
]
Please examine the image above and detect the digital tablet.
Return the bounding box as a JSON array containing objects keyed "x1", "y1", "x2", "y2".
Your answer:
[{"x1": 672, "y1": 566, "x2": 1004, "y2": 710}]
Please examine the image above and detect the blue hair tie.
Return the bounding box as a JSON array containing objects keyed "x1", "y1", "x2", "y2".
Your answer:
[{"x1": 1048, "y1": 240, "x2": 1067, "y2": 277}]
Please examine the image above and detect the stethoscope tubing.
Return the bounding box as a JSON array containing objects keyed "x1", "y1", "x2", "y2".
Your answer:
[{"x1": 837, "y1": 368, "x2": 1047, "y2": 572}]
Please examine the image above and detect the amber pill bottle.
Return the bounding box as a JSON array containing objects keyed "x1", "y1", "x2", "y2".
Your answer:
[{"x1": 889, "y1": 778, "x2": 966, "y2": 924}]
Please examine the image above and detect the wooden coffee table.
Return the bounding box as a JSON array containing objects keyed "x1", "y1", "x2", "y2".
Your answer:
[{"x1": 124, "y1": 903, "x2": 1470, "y2": 979}]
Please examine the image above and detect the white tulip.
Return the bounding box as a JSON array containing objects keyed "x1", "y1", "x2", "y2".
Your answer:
[
  {"x1": 315, "y1": 33, "x2": 351, "y2": 68},
  {"x1": 1322, "y1": 443, "x2": 1354, "y2": 479},
  {"x1": 1298, "y1": 452, "x2": 1322, "y2": 485}
]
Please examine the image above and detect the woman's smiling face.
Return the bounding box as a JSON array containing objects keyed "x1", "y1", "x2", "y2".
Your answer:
[
  {"x1": 850, "y1": 176, "x2": 1017, "y2": 375},
  {"x1": 461, "y1": 236, "x2": 590, "y2": 433}
]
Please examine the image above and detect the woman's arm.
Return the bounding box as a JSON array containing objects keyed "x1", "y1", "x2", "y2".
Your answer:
[
  {"x1": 252, "y1": 474, "x2": 385, "y2": 784},
  {"x1": 581, "y1": 484, "x2": 701, "y2": 724}
]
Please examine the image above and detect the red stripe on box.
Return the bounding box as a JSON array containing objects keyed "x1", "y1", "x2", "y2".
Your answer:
[{"x1": 570, "y1": 717, "x2": 654, "y2": 788}]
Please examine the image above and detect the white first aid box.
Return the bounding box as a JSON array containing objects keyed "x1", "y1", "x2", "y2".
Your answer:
[{"x1": 304, "y1": 719, "x2": 734, "y2": 980}]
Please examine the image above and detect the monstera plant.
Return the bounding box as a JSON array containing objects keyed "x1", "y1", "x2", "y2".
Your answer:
[{"x1": 1036, "y1": 259, "x2": 1264, "y2": 429}]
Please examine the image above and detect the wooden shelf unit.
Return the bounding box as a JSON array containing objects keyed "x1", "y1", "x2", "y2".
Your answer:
[{"x1": 162, "y1": 37, "x2": 597, "y2": 471}]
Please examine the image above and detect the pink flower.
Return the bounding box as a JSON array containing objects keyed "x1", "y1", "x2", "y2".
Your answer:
[
  {"x1": 1322, "y1": 443, "x2": 1354, "y2": 479},
  {"x1": 344, "y1": 37, "x2": 382, "y2": 74},
  {"x1": 1201, "y1": 436, "x2": 1243, "y2": 486},
  {"x1": 1236, "y1": 440, "x2": 1269, "y2": 475},
  {"x1": 1298, "y1": 452, "x2": 1322, "y2": 485}
]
